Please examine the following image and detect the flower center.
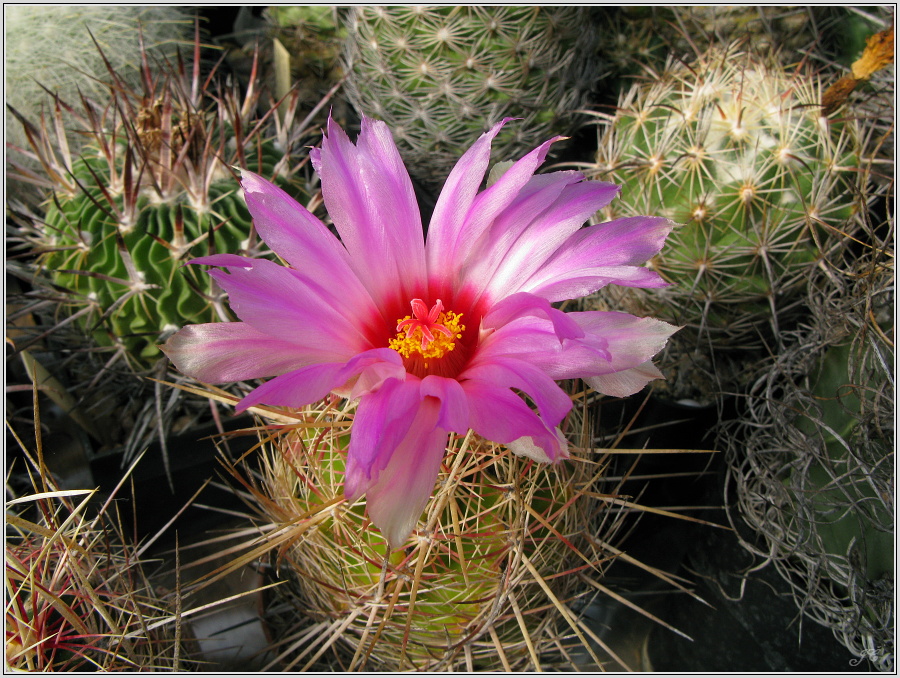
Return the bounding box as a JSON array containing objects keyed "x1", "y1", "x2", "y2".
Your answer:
[{"x1": 389, "y1": 298, "x2": 465, "y2": 368}]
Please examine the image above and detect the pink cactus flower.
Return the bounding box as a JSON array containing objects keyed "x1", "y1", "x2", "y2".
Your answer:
[{"x1": 162, "y1": 116, "x2": 677, "y2": 547}]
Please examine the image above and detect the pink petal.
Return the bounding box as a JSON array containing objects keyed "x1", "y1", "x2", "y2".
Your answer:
[
  {"x1": 466, "y1": 176, "x2": 620, "y2": 301},
  {"x1": 344, "y1": 378, "x2": 423, "y2": 501},
  {"x1": 360, "y1": 397, "x2": 448, "y2": 548},
  {"x1": 508, "y1": 428, "x2": 570, "y2": 464},
  {"x1": 570, "y1": 312, "x2": 678, "y2": 381},
  {"x1": 472, "y1": 311, "x2": 677, "y2": 397},
  {"x1": 460, "y1": 356, "x2": 573, "y2": 425},
  {"x1": 522, "y1": 216, "x2": 675, "y2": 302},
  {"x1": 161, "y1": 322, "x2": 338, "y2": 383},
  {"x1": 419, "y1": 375, "x2": 469, "y2": 432},
  {"x1": 200, "y1": 255, "x2": 372, "y2": 357},
  {"x1": 481, "y1": 292, "x2": 584, "y2": 341},
  {"x1": 428, "y1": 129, "x2": 564, "y2": 289},
  {"x1": 238, "y1": 169, "x2": 378, "y2": 318},
  {"x1": 587, "y1": 361, "x2": 666, "y2": 398},
  {"x1": 425, "y1": 118, "x2": 512, "y2": 278},
  {"x1": 461, "y1": 379, "x2": 568, "y2": 462},
  {"x1": 310, "y1": 116, "x2": 426, "y2": 307},
  {"x1": 235, "y1": 348, "x2": 405, "y2": 412}
]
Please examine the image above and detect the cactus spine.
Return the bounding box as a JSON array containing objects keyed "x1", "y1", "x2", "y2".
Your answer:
[
  {"x1": 588, "y1": 44, "x2": 865, "y2": 399},
  {"x1": 9, "y1": 31, "x2": 318, "y2": 370},
  {"x1": 342, "y1": 6, "x2": 603, "y2": 188},
  {"x1": 228, "y1": 398, "x2": 618, "y2": 671}
]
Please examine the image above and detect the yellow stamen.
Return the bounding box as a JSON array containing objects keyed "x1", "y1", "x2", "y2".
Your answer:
[{"x1": 390, "y1": 306, "x2": 465, "y2": 368}]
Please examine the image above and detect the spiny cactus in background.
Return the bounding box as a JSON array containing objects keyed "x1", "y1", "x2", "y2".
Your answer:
[
  {"x1": 723, "y1": 232, "x2": 894, "y2": 670},
  {"x1": 214, "y1": 397, "x2": 634, "y2": 672},
  {"x1": 587, "y1": 44, "x2": 867, "y2": 401},
  {"x1": 342, "y1": 6, "x2": 603, "y2": 188},
  {"x1": 4, "y1": 5, "x2": 193, "y2": 205},
  {"x1": 591, "y1": 7, "x2": 667, "y2": 84},
  {"x1": 6, "y1": 447, "x2": 186, "y2": 670},
  {"x1": 7, "y1": 28, "x2": 322, "y2": 371}
]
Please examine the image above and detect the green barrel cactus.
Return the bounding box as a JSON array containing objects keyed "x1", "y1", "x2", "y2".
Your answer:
[
  {"x1": 10, "y1": 34, "x2": 317, "y2": 370},
  {"x1": 588, "y1": 44, "x2": 864, "y2": 396},
  {"x1": 245, "y1": 400, "x2": 600, "y2": 671},
  {"x1": 342, "y1": 6, "x2": 603, "y2": 188}
]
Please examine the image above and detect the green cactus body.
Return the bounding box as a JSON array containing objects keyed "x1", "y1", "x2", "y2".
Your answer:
[
  {"x1": 793, "y1": 343, "x2": 893, "y2": 582},
  {"x1": 256, "y1": 402, "x2": 592, "y2": 671},
  {"x1": 40, "y1": 141, "x2": 289, "y2": 365},
  {"x1": 593, "y1": 46, "x2": 861, "y2": 350},
  {"x1": 9, "y1": 27, "x2": 322, "y2": 372},
  {"x1": 619, "y1": 7, "x2": 885, "y2": 67},
  {"x1": 726, "y1": 238, "x2": 894, "y2": 668},
  {"x1": 342, "y1": 6, "x2": 602, "y2": 187}
]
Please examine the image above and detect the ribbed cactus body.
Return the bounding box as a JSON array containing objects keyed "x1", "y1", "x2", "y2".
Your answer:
[
  {"x1": 342, "y1": 6, "x2": 602, "y2": 187},
  {"x1": 592, "y1": 46, "x2": 861, "y2": 352},
  {"x1": 40, "y1": 142, "x2": 289, "y2": 364},
  {"x1": 41, "y1": 159, "x2": 260, "y2": 360},
  {"x1": 9, "y1": 26, "x2": 320, "y2": 372}
]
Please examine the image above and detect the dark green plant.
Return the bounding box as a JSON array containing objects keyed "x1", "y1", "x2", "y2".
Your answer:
[{"x1": 8, "y1": 25, "x2": 321, "y2": 370}]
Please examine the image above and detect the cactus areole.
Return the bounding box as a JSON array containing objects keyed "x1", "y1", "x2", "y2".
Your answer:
[{"x1": 163, "y1": 116, "x2": 678, "y2": 548}]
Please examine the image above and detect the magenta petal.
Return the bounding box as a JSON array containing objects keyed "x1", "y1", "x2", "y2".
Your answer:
[
  {"x1": 522, "y1": 216, "x2": 675, "y2": 302},
  {"x1": 482, "y1": 292, "x2": 584, "y2": 341},
  {"x1": 236, "y1": 348, "x2": 405, "y2": 412},
  {"x1": 310, "y1": 116, "x2": 426, "y2": 306},
  {"x1": 520, "y1": 312, "x2": 677, "y2": 389},
  {"x1": 419, "y1": 375, "x2": 469, "y2": 432},
  {"x1": 235, "y1": 362, "x2": 347, "y2": 412},
  {"x1": 161, "y1": 322, "x2": 334, "y2": 383},
  {"x1": 460, "y1": 356, "x2": 573, "y2": 425},
  {"x1": 428, "y1": 128, "x2": 564, "y2": 288},
  {"x1": 469, "y1": 178, "x2": 621, "y2": 301},
  {"x1": 202, "y1": 256, "x2": 371, "y2": 356},
  {"x1": 462, "y1": 379, "x2": 567, "y2": 462},
  {"x1": 471, "y1": 310, "x2": 674, "y2": 396},
  {"x1": 239, "y1": 169, "x2": 378, "y2": 317},
  {"x1": 344, "y1": 378, "x2": 422, "y2": 500},
  {"x1": 190, "y1": 253, "x2": 254, "y2": 269},
  {"x1": 360, "y1": 398, "x2": 447, "y2": 548},
  {"x1": 426, "y1": 118, "x2": 512, "y2": 274}
]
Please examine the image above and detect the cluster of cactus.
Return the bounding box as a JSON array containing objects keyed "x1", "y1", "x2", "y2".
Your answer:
[
  {"x1": 221, "y1": 397, "x2": 621, "y2": 671},
  {"x1": 341, "y1": 6, "x2": 603, "y2": 188},
  {"x1": 611, "y1": 7, "x2": 882, "y2": 67},
  {"x1": 588, "y1": 43, "x2": 866, "y2": 399},
  {"x1": 8, "y1": 27, "x2": 320, "y2": 370},
  {"x1": 723, "y1": 240, "x2": 894, "y2": 670}
]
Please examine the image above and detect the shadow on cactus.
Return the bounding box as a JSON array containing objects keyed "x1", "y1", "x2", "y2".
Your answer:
[{"x1": 7, "y1": 23, "x2": 323, "y2": 371}]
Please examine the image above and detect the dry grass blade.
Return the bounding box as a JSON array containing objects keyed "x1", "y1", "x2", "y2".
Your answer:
[{"x1": 5, "y1": 403, "x2": 185, "y2": 669}]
